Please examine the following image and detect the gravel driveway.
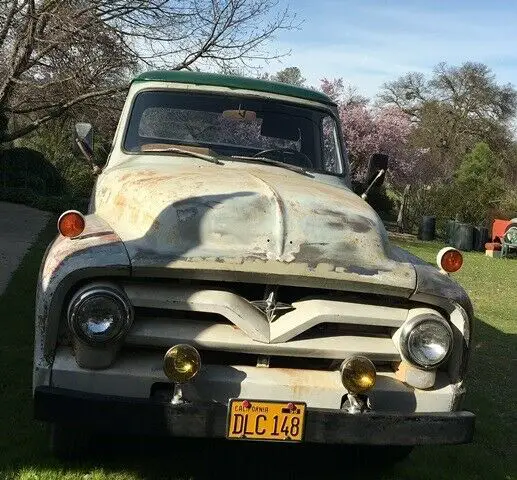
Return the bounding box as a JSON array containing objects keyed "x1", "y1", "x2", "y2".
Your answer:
[{"x1": 0, "y1": 202, "x2": 51, "y2": 296}]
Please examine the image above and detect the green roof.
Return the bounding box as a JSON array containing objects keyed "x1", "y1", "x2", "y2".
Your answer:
[{"x1": 133, "y1": 71, "x2": 335, "y2": 106}]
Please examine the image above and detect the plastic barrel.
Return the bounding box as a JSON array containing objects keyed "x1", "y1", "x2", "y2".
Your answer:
[
  {"x1": 451, "y1": 223, "x2": 474, "y2": 251},
  {"x1": 418, "y1": 216, "x2": 436, "y2": 241},
  {"x1": 446, "y1": 220, "x2": 458, "y2": 245},
  {"x1": 473, "y1": 227, "x2": 489, "y2": 252}
]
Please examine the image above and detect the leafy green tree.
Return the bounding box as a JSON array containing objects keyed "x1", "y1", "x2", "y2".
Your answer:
[
  {"x1": 456, "y1": 142, "x2": 498, "y2": 184},
  {"x1": 451, "y1": 142, "x2": 504, "y2": 225}
]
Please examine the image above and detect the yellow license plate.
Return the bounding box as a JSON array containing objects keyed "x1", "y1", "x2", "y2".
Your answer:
[{"x1": 227, "y1": 399, "x2": 306, "y2": 442}]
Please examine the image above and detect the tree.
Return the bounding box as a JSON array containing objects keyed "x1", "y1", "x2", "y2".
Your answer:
[
  {"x1": 320, "y1": 78, "x2": 368, "y2": 106},
  {"x1": 267, "y1": 66, "x2": 305, "y2": 86},
  {"x1": 440, "y1": 142, "x2": 505, "y2": 225},
  {"x1": 456, "y1": 142, "x2": 499, "y2": 185},
  {"x1": 379, "y1": 62, "x2": 517, "y2": 178},
  {"x1": 321, "y1": 78, "x2": 414, "y2": 187},
  {"x1": 0, "y1": 0, "x2": 295, "y2": 144},
  {"x1": 379, "y1": 62, "x2": 517, "y2": 123}
]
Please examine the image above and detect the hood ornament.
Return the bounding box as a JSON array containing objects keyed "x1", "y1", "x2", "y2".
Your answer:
[{"x1": 251, "y1": 287, "x2": 293, "y2": 323}]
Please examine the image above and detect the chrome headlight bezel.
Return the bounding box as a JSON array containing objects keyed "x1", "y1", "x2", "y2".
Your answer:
[
  {"x1": 399, "y1": 314, "x2": 454, "y2": 370},
  {"x1": 67, "y1": 285, "x2": 133, "y2": 347}
]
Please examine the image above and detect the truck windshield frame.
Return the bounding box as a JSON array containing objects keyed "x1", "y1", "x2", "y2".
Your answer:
[{"x1": 122, "y1": 89, "x2": 348, "y2": 177}]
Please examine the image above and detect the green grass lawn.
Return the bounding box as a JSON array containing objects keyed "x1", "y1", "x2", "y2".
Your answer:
[{"x1": 0, "y1": 228, "x2": 515, "y2": 480}]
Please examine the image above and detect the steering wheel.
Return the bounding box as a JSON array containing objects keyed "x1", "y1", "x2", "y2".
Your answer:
[{"x1": 253, "y1": 148, "x2": 313, "y2": 169}]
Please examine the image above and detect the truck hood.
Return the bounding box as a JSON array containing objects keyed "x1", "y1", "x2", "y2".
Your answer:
[{"x1": 94, "y1": 157, "x2": 416, "y2": 296}]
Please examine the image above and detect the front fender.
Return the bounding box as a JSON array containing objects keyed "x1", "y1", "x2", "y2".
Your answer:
[
  {"x1": 410, "y1": 263, "x2": 474, "y2": 385},
  {"x1": 33, "y1": 214, "x2": 131, "y2": 391},
  {"x1": 391, "y1": 246, "x2": 473, "y2": 385}
]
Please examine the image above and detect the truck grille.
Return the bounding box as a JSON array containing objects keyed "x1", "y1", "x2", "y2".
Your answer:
[{"x1": 122, "y1": 281, "x2": 408, "y2": 364}]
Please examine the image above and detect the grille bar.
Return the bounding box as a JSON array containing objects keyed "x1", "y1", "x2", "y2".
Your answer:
[{"x1": 126, "y1": 317, "x2": 400, "y2": 362}]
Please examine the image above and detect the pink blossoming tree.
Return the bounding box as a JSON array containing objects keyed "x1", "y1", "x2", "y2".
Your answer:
[{"x1": 321, "y1": 78, "x2": 416, "y2": 188}]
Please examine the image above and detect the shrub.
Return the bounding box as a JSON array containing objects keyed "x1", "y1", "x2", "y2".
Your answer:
[
  {"x1": 0, "y1": 143, "x2": 90, "y2": 213},
  {"x1": 0, "y1": 147, "x2": 64, "y2": 195},
  {"x1": 52, "y1": 153, "x2": 95, "y2": 197},
  {"x1": 18, "y1": 122, "x2": 95, "y2": 197},
  {"x1": 0, "y1": 187, "x2": 88, "y2": 213},
  {"x1": 367, "y1": 185, "x2": 397, "y2": 221},
  {"x1": 400, "y1": 143, "x2": 513, "y2": 234}
]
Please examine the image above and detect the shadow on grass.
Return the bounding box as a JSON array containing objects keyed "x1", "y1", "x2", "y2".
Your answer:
[
  {"x1": 88, "y1": 436, "x2": 404, "y2": 480},
  {"x1": 0, "y1": 223, "x2": 516, "y2": 480}
]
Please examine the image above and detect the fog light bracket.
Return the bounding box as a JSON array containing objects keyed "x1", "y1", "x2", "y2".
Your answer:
[{"x1": 341, "y1": 394, "x2": 371, "y2": 414}]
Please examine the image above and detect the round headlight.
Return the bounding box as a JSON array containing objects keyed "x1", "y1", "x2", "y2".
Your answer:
[
  {"x1": 68, "y1": 287, "x2": 133, "y2": 346},
  {"x1": 400, "y1": 316, "x2": 453, "y2": 369}
]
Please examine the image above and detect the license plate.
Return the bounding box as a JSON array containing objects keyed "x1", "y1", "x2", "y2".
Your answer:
[{"x1": 227, "y1": 399, "x2": 306, "y2": 442}]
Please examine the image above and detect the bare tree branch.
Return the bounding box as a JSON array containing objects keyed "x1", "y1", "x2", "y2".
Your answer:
[
  {"x1": 2, "y1": 85, "x2": 128, "y2": 141},
  {"x1": 0, "y1": 0, "x2": 295, "y2": 143}
]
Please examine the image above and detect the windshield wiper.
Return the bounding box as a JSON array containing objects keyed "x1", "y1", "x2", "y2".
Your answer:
[
  {"x1": 148, "y1": 147, "x2": 222, "y2": 165},
  {"x1": 230, "y1": 156, "x2": 307, "y2": 175}
]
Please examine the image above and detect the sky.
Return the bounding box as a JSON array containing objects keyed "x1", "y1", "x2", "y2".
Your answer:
[{"x1": 264, "y1": 0, "x2": 517, "y2": 99}]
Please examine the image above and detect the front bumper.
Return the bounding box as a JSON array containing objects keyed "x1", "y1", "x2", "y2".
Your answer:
[{"x1": 34, "y1": 387, "x2": 475, "y2": 446}]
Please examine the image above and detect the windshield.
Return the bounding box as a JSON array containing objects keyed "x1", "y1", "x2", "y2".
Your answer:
[{"x1": 124, "y1": 90, "x2": 345, "y2": 175}]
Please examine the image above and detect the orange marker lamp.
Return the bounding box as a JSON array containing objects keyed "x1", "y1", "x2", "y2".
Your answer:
[
  {"x1": 57, "y1": 210, "x2": 85, "y2": 238},
  {"x1": 437, "y1": 247, "x2": 463, "y2": 274}
]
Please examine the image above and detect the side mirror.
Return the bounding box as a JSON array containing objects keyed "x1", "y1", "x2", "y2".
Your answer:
[
  {"x1": 362, "y1": 153, "x2": 389, "y2": 200},
  {"x1": 75, "y1": 122, "x2": 101, "y2": 174}
]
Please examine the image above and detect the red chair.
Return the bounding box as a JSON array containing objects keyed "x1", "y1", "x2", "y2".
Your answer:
[{"x1": 491, "y1": 219, "x2": 511, "y2": 243}]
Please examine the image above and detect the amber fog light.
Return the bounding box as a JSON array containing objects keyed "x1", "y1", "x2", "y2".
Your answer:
[
  {"x1": 163, "y1": 344, "x2": 201, "y2": 383},
  {"x1": 340, "y1": 356, "x2": 376, "y2": 394}
]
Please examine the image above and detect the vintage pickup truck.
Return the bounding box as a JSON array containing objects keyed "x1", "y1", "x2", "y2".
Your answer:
[{"x1": 33, "y1": 71, "x2": 475, "y2": 460}]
